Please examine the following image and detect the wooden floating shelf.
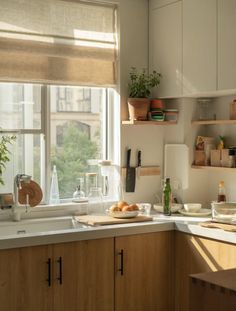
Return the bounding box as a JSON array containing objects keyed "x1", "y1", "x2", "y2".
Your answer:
[
  {"x1": 122, "y1": 120, "x2": 177, "y2": 125},
  {"x1": 191, "y1": 165, "x2": 236, "y2": 172},
  {"x1": 192, "y1": 119, "x2": 236, "y2": 125},
  {"x1": 121, "y1": 166, "x2": 160, "y2": 177}
]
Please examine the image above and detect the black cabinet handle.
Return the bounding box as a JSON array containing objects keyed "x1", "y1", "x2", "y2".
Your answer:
[
  {"x1": 118, "y1": 249, "x2": 124, "y2": 276},
  {"x1": 57, "y1": 256, "x2": 63, "y2": 285},
  {"x1": 46, "y1": 258, "x2": 52, "y2": 287}
]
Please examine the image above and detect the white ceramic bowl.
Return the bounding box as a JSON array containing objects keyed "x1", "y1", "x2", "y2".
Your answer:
[
  {"x1": 153, "y1": 203, "x2": 182, "y2": 213},
  {"x1": 183, "y1": 203, "x2": 201, "y2": 213}
]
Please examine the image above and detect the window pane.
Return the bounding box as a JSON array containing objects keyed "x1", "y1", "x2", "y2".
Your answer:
[
  {"x1": 0, "y1": 83, "x2": 41, "y2": 130},
  {"x1": 0, "y1": 133, "x2": 44, "y2": 194},
  {"x1": 50, "y1": 86, "x2": 105, "y2": 199}
]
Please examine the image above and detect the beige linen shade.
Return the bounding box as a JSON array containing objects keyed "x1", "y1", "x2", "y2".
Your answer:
[{"x1": 0, "y1": 0, "x2": 117, "y2": 86}]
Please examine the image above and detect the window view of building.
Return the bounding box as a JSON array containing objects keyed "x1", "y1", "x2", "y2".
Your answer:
[{"x1": 0, "y1": 83, "x2": 109, "y2": 200}]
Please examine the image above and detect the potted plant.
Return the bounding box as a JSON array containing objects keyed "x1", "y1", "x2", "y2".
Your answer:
[
  {"x1": 128, "y1": 67, "x2": 161, "y2": 120},
  {"x1": 0, "y1": 135, "x2": 16, "y2": 185}
]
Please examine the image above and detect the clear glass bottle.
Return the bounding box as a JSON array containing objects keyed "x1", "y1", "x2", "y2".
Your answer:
[
  {"x1": 49, "y1": 165, "x2": 60, "y2": 205},
  {"x1": 217, "y1": 181, "x2": 226, "y2": 203},
  {"x1": 162, "y1": 178, "x2": 172, "y2": 216}
]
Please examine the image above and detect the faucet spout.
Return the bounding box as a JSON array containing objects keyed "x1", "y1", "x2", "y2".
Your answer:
[{"x1": 13, "y1": 174, "x2": 31, "y2": 221}]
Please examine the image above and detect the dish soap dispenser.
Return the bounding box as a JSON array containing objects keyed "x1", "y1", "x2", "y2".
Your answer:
[{"x1": 72, "y1": 185, "x2": 86, "y2": 202}]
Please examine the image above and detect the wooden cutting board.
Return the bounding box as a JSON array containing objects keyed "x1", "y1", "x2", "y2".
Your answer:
[
  {"x1": 200, "y1": 221, "x2": 236, "y2": 232},
  {"x1": 75, "y1": 215, "x2": 153, "y2": 226}
]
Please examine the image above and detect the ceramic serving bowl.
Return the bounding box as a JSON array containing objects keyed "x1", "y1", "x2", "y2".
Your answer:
[{"x1": 183, "y1": 203, "x2": 202, "y2": 213}]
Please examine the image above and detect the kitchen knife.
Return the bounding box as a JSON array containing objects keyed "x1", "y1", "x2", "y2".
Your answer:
[
  {"x1": 125, "y1": 149, "x2": 136, "y2": 192},
  {"x1": 137, "y1": 150, "x2": 141, "y2": 179}
]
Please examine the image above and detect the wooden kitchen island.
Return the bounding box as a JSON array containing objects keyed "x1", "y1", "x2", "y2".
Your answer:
[{"x1": 190, "y1": 268, "x2": 236, "y2": 310}]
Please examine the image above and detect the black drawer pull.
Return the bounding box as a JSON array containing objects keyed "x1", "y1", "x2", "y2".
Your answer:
[
  {"x1": 46, "y1": 258, "x2": 52, "y2": 287},
  {"x1": 118, "y1": 249, "x2": 124, "y2": 276},
  {"x1": 57, "y1": 256, "x2": 63, "y2": 285}
]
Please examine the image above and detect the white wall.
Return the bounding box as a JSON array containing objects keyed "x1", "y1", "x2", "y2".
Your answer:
[{"x1": 115, "y1": 0, "x2": 165, "y2": 204}]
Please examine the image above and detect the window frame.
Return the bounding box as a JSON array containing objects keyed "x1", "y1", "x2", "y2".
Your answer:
[{"x1": 0, "y1": 83, "x2": 116, "y2": 203}]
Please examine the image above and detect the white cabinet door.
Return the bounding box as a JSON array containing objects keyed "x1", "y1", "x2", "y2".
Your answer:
[
  {"x1": 149, "y1": 1, "x2": 182, "y2": 97},
  {"x1": 218, "y1": 0, "x2": 236, "y2": 90},
  {"x1": 183, "y1": 0, "x2": 217, "y2": 95},
  {"x1": 150, "y1": 0, "x2": 181, "y2": 10}
]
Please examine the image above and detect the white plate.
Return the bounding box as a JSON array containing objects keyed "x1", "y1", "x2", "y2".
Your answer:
[
  {"x1": 178, "y1": 208, "x2": 211, "y2": 217},
  {"x1": 106, "y1": 210, "x2": 139, "y2": 219},
  {"x1": 153, "y1": 203, "x2": 182, "y2": 213}
]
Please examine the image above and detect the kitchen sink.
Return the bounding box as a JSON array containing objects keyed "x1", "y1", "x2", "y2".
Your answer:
[{"x1": 0, "y1": 216, "x2": 87, "y2": 237}]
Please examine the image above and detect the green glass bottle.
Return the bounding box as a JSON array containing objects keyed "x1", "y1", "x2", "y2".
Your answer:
[{"x1": 163, "y1": 178, "x2": 172, "y2": 216}]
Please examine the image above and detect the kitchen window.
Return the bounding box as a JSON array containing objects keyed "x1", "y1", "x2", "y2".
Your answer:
[
  {"x1": 0, "y1": 83, "x2": 118, "y2": 202},
  {"x1": 0, "y1": 0, "x2": 119, "y2": 203}
]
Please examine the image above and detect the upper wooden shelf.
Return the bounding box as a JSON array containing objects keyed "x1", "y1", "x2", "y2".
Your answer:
[
  {"x1": 122, "y1": 120, "x2": 177, "y2": 125},
  {"x1": 192, "y1": 119, "x2": 236, "y2": 125},
  {"x1": 191, "y1": 165, "x2": 236, "y2": 172}
]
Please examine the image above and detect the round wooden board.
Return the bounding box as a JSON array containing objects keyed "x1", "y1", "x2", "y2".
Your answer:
[{"x1": 18, "y1": 180, "x2": 43, "y2": 207}]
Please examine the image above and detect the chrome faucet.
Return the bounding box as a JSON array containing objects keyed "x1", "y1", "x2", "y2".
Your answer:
[{"x1": 13, "y1": 174, "x2": 31, "y2": 221}]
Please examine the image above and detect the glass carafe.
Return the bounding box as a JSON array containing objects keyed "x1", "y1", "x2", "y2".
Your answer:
[{"x1": 88, "y1": 187, "x2": 104, "y2": 214}]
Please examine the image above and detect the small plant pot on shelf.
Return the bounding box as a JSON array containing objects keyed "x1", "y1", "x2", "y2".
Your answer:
[{"x1": 128, "y1": 98, "x2": 150, "y2": 121}]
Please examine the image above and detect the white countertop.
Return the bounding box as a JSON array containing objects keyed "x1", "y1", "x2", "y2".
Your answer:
[{"x1": 0, "y1": 213, "x2": 235, "y2": 249}]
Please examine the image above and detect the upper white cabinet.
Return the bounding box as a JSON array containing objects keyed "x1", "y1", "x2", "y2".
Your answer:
[
  {"x1": 182, "y1": 0, "x2": 217, "y2": 95},
  {"x1": 218, "y1": 0, "x2": 236, "y2": 90},
  {"x1": 149, "y1": 0, "x2": 181, "y2": 10},
  {"x1": 149, "y1": 1, "x2": 182, "y2": 98}
]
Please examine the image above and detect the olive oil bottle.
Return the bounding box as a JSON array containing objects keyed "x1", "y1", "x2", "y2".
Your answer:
[{"x1": 163, "y1": 178, "x2": 172, "y2": 216}]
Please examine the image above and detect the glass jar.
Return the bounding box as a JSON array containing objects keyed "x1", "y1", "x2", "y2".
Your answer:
[
  {"x1": 197, "y1": 98, "x2": 213, "y2": 121},
  {"x1": 88, "y1": 187, "x2": 104, "y2": 214}
]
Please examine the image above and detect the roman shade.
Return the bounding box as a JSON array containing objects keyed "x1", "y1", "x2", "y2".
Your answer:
[{"x1": 0, "y1": 0, "x2": 117, "y2": 86}]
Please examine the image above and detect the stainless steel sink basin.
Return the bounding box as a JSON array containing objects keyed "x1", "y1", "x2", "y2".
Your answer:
[{"x1": 0, "y1": 216, "x2": 87, "y2": 237}]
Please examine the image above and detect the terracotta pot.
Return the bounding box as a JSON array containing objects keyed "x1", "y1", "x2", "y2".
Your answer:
[{"x1": 127, "y1": 98, "x2": 150, "y2": 121}]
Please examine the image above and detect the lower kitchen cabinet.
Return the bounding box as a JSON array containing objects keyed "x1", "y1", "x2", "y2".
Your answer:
[
  {"x1": 53, "y1": 239, "x2": 114, "y2": 311},
  {"x1": 174, "y1": 232, "x2": 236, "y2": 311},
  {"x1": 0, "y1": 244, "x2": 53, "y2": 311},
  {"x1": 115, "y1": 231, "x2": 174, "y2": 311},
  {"x1": 0, "y1": 238, "x2": 114, "y2": 311}
]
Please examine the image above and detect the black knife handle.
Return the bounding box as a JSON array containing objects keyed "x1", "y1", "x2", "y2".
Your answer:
[
  {"x1": 127, "y1": 149, "x2": 131, "y2": 167},
  {"x1": 137, "y1": 150, "x2": 141, "y2": 167}
]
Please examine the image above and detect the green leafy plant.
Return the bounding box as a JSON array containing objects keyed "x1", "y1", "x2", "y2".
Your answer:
[
  {"x1": 128, "y1": 67, "x2": 161, "y2": 98},
  {"x1": 0, "y1": 135, "x2": 16, "y2": 185}
]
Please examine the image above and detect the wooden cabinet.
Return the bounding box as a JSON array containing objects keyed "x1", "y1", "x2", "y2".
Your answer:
[
  {"x1": 0, "y1": 238, "x2": 114, "y2": 311},
  {"x1": 218, "y1": 0, "x2": 236, "y2": 90},
  {"x1": 53, "y1": 239, "x2": 114, "y2": 311},
  {"x1": 174, "y1": 231, "x2": 236, "y2": 311},
  {"x1": 183, "y1": 0, "x2": 217, "y2": 95},
  {"x1": 149, "y1": 1, "x2": 182, "y2": 97},
  {"x1": 190, "y1": 269, "x2": 236, "y2": 311},
  {"x1": 0, "y1": 245, "x2": 52, "y2": 311},
  {"x1": 115, "y1": 231, "x2": 174, "y2": 311}
]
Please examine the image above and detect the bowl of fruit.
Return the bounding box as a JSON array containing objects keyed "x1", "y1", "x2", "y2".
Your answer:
[{"x1": 107, "y1": 201, "x2": 139, "y2": 218}]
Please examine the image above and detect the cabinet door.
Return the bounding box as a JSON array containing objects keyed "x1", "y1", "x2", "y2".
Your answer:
[
  {"x1": 218, "y1": 0, "x2": 236, "y2": 90},
  {"x1": 174, "y1": 232, "x2": 236, "y2": 311},
  {"x1": 115, "y1": 232, "x2": 174, "y2": 311},
  {"x1": 0, "y1": 245, "x2": 52, "y2": 311},
  {"x1": 53, "y1": 238, "x2": 114, "y2": 311},
  {"x1": 183, "y1": 0, "x2": 217, "y2": 95},
  {"x1": 150, "y1": 0, "x2": 181, "y2": 10},
  {"x1": 149, "y1": 1, "x2": 182, "y2": 97}
]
